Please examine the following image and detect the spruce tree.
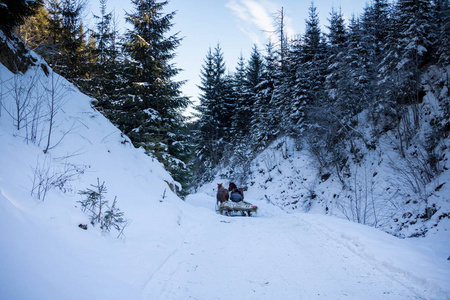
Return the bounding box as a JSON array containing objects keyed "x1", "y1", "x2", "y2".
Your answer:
[
  {"x1": 231, "y1": 45, "x2": 264, "y2": 143},
  {"x1": 325, "y1": 6, "x2": 348, "y2": 104},
  {"x1": 433, "y1": 0, "x2": 450, "y2": 64},
  {"x1": 117, "y1": 0, "x2": 189, "y2": 191},
  {"x1": 15, "y1": 4, "x2": 49, "y2": 51},
  {"x1": 274, "y1": 42, "x2": 295, "y2": 136},
  {"x1": 378, "y1": 0, "x2": 433, "y2": 139},
  {"x1": 230, "y1": 54, "x2": 251, "y2": 142},
  {"x1": 16, "y1": 0, "x2": 89, "y2": 85},
  {"x1": 87, "y1": 0, "x2": 120, "y2": 107},
  {"x1": 246, "y1": 45, "x2": 264, "y2": 91},
  {"x1": 396, "y1": 0, "x2": 433, "y2": 100},
  {"x1": 341, "y1": 16, "x2": 369, "y2": 120},
  {"x1": 302, "y1": 1, "x2": 328, "y2": 107},
  {"x1": 291, "y1": 2, "x2": 327, "y2": 136},
  {"x1": 195, "y1": 44, "x2": 231, "y2": 171},
  {"x1": 360, "y1": 0, "x2": 391, "y2": 127},
  {"x1": 51, "y1": 0, "x2": 87, "y2": 80},
  {"x1": 0, "y1": 0, "x2": 43, "y2": 31},
  {"x1": 251, "y1": 42, "x2": 280, "y2": 150}
]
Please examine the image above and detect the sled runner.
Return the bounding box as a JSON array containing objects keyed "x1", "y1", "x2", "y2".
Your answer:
[{"x1": 218, "y1": 201, "x2": 258, "y2": 216}]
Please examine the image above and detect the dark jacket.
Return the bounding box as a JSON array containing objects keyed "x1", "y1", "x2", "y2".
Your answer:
[{"x1": 230, "y1": 188, "x2": 243, "y2": 202}]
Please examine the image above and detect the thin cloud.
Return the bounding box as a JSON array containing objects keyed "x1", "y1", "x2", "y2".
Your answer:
[
  {"x1": 244, "y1": 0, "x2": 276, "y2": 35},
  {"x1": 226, "y1": 0, "x2": 276, "y2": 45},
  {"x1": 226, "y1": 0, "x2": 295, "y2": 46},
  {"x1": 226, "y1": 0, "x2": 249, "y2": 22},
  {"x1": 239, "y1": 26, "x2": 263, "y2": 45}
]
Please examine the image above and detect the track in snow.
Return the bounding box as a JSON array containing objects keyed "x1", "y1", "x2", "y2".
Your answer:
[{"x1": 140, "y1": 210, "x2": 446, "y2": 300}]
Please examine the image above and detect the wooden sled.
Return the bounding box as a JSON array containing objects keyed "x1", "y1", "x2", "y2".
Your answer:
[{"x1": 218, "y1": 201, "x2": 258, "y2": 216}]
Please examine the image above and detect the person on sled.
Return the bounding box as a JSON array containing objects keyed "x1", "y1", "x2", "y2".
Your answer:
[{"x1": 228, "y1": 182, "x2": 244, "y2": 202}]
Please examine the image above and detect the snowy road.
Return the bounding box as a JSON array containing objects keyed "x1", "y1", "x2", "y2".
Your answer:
[{"x1": 140, "y1": 198, "x2": 449, "y2": 300}]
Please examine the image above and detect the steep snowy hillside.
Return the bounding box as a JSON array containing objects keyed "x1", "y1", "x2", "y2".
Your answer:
[
  {"x1": 229, "y1": 132, "x2": 450, "y2": 239},
  {"x1": 1, "y1": 33, "x2": 449, "y2": 300},
  {"x1": 208, "y1": 65, "x2": 450, "y2": 241},
  {"x1": 0, "y1": 32, "x2": 197, "y2": 299}
]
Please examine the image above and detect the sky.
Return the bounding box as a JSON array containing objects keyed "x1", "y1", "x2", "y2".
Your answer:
[{"x1": 86, "y1": 0, "x2": 369, "y2": 113}]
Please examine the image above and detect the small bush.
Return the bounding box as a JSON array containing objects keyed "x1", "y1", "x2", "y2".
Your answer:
[{"x1": 78, "y1": 178, "x2": 128, "y2": 237}]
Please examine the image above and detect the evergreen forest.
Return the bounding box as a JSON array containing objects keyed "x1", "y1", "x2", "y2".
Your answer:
[{"x1": 2, "y1": 0, "x2": 450, "y2": 200}]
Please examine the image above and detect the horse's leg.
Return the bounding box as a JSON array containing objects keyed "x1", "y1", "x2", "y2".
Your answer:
[{"x1": 216, "y1": 200, "x2": 220, "y2": 212}]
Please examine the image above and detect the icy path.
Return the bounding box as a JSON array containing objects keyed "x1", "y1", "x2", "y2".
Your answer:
[{"x1": 140, "y1": 198, "x2": 449, "y2": 300}]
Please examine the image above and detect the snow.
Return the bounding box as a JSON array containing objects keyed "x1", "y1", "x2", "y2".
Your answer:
[
  {"x1": 1, "y1": 43, "x2": 450, "y2": 299},
  {"x1": 144, "y1": 205, "x2": 450, "y2": 299}
]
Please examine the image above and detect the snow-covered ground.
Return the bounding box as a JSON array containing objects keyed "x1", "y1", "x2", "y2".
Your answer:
[
  {"x1": 151, "y1": 192, "x2": 450, "y2": 300},
  {"x1": 1, "y1": 40, "x2": 449, "y2": 299}
]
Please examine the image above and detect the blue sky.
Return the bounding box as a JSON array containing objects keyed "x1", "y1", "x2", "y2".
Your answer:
[{"x1": 86, "y1": 0, "x2": 368, "y2": 112}]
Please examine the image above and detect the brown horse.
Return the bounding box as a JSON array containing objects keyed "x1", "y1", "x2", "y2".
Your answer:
[{"x1": 216, "y1": 183, "x2": 229, "y2": 206}]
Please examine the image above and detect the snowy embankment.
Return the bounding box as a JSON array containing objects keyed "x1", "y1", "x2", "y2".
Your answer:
[
  {"x1": 0, "y1": 57, "x2": 199, "y2": 299},
  {"x1": 0, "y1": 41, "x2": 449, "y2": 299}
]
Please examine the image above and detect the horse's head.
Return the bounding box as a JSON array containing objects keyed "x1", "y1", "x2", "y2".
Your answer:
[{"x1": 229, "y1": 182, "x2": 237, "y2": 191}]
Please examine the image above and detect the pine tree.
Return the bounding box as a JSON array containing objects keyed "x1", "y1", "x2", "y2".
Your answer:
[
  {"x1": 360, "y1": 0, "x2": 391, "y2": 127},
  {"x1": 15, "y1": 4, "x2": 49, "y2": 51},
  {"x1": 0, "y1": 0, "x2": 43, "y2": 31},
  {"x1": 291, "y1": 2, "x2": 327, "y2": 136},
  {"x1": 44, "y1": 0, "x2": 88, "y2": 81},
  {"x1": 195, "y1": 45, "x2": 231, "y2": 171},
  {"x1": 379, "y1": 0, "x2": 433, "y2": 140},
  {"x1": 230, "y1": 54, "x2": 250, "y2": 142},
  {"x1": 433, "y1": 0, "x2": 450, "y2": 64},
  {"x1": 230, "y1": 45, "x2": 264, "y2": 143},
  {"x1": 325, "y1": 6, "x2": 348, "y2": 104},
  {"x1": 116, "y1": 0, "x2": 190, "y2": 190},
  {"x1": 86, "y1": 0, "x2": 120, "y2": 107},
  {"x1": 246, "y1": 45, "x2": 264, "y2": 91},
  {"x1": 251, "y1": 42, "x2": 280, "y2": 150}
]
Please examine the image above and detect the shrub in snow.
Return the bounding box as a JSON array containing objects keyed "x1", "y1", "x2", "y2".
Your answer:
[
  {"x1": 78, "y1": 178, "x2": 128, "y2": 236},
  {"x1": 30, "y1": 155, "x2": 82, "y2": 201},
  {"x1": 102, "y1": 197, "x2": 126, "y2": 233}
]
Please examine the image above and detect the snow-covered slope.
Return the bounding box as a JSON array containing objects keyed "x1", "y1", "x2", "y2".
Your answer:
[
  {"x1": 0, "y1": 37, "x2": 197, "y2": 299},
  {"x1": 231, "y1": 132, "x2": 450, "y2": 237},
  {"x1": 209, "y1": 65, "x2": 450, "y2": 241},
  {"x1": 1, "y1": 34, "x2": 449, "y2": 299}
]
